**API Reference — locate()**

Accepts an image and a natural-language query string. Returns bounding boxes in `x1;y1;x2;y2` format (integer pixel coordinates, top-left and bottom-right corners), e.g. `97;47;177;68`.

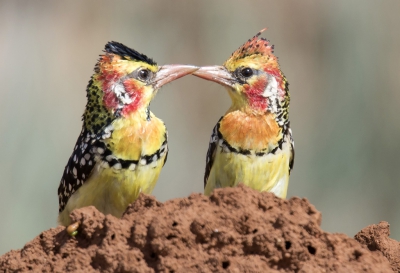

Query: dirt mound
355;221;400;272
0;185;395;272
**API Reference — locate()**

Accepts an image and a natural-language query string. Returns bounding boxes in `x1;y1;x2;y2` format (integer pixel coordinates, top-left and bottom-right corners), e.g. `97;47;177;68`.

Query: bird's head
193;29;289;114
83;41;197;132
94;41;197;116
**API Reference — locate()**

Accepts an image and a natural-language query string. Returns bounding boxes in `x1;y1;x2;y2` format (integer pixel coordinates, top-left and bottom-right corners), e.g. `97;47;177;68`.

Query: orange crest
225;28;279;71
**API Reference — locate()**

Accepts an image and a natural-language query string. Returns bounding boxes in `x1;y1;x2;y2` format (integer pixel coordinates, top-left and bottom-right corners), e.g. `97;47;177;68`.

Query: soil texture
0;185;396;272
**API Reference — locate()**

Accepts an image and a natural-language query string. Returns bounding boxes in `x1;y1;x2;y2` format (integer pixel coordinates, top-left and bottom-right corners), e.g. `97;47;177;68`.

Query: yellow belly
204;139;291;199
58;156;165;226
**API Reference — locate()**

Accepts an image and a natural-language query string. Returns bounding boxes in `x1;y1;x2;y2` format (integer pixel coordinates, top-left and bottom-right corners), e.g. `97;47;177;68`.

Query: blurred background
1;0;399;255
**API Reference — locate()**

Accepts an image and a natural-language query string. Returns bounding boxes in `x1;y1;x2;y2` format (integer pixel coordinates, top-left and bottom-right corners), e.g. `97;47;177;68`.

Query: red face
97;55;123;111
243;66;286;111
95;54;151;117
95;54;198;117
244;75;269;111
120;79;144;116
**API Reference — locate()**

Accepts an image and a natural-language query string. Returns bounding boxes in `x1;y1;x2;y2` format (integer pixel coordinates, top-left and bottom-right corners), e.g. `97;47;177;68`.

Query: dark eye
138;69;151;81
241;68;253;78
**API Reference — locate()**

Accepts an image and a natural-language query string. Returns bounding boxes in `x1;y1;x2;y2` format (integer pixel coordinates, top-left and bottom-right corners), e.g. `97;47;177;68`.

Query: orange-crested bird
58;41;198;229
193;29;294;198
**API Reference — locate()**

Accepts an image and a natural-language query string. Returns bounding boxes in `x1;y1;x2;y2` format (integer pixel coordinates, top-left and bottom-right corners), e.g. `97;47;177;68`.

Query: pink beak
192;66;235;88
152;64;199;89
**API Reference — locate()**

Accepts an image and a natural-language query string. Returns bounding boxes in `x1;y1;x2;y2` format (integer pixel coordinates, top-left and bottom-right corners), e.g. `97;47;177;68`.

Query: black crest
104;41;156;65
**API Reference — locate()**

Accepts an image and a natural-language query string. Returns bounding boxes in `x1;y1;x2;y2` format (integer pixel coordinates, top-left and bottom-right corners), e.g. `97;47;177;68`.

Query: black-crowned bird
58;41;198;231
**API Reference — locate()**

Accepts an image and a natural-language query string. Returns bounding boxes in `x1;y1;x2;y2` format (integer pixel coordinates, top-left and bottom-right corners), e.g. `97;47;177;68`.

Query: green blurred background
1;0;399;255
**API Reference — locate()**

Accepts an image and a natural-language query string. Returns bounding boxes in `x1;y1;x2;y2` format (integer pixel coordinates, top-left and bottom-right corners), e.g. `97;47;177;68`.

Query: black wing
162;131;168;167
288;126;295;173
57;128;100;212
204;118;222;188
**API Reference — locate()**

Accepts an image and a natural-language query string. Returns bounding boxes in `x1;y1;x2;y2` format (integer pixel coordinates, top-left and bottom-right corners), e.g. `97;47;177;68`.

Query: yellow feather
204;142;290;198
108;113;166;160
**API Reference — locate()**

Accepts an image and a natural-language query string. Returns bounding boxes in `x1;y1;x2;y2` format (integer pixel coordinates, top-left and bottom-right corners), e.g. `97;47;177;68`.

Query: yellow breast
107;113;166;160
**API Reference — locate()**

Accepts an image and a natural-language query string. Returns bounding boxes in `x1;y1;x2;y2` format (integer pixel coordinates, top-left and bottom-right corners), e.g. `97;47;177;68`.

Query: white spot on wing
102;132;111;139
104;125;114;133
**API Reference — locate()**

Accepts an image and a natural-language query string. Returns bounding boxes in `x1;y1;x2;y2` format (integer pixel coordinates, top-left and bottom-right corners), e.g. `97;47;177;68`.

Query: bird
192;29;294;198
57;41;198;230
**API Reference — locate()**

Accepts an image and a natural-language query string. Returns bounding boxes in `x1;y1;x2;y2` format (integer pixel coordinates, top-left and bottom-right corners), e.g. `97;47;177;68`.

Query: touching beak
152;64;199;89
192;66;235;88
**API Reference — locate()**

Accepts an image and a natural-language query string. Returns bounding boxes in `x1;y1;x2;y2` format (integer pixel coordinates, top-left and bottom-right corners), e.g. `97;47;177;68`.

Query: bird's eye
138;69;151;81
241;68;253;78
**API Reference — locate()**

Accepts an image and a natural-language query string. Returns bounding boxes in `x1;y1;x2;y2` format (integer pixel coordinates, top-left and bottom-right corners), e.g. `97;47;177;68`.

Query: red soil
0;185;397;272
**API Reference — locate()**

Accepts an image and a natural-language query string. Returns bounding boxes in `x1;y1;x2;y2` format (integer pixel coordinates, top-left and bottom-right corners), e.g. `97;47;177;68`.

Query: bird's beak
192;66;235;88
152;64;199;89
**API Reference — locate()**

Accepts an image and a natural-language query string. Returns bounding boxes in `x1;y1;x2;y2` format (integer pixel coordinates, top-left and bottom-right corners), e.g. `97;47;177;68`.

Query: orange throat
219;111;281;151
